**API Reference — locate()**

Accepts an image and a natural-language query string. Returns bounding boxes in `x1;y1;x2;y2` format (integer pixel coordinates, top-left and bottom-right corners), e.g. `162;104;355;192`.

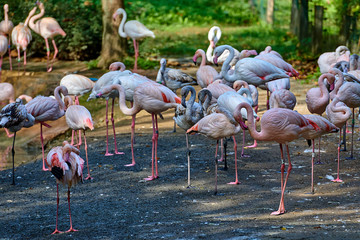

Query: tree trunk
312;5;323;54
299;0;309;47
290;0;300;36
266;0;275;25
339;14;352;45
98;0;127;69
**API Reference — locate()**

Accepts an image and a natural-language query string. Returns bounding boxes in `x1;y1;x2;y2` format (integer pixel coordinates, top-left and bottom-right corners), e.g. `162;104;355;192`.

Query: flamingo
46;141;84;234
0;82;15;137
192;49;219;88
60;74;94;105
318;46;350;73
302;114;339;193
109;61;126;71
213;45;289;86
173;86;203;187
0;4;14;70
269;89;297;110
206;26;221;64
96;82;181;181
11;6;37;71
255;53;299;77
113;8;155;72
0;34;7;74
259;46;283;59
262;77;291;109
0;98;35;185
29;1;66;72
236;102;318;215
156;58;197;132
205;79;236;104
64;97;94;180
326;97;352;183
25;86;68;171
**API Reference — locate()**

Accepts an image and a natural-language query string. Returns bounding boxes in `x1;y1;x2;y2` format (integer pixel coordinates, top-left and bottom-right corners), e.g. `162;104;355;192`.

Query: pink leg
145;114;159;181
75;130;82;148
133;39;138;72
104;100;113;156
311;139;315;193
84;131;93;180
241;129;250;157
186;133;192;187
8;37;12;70
75;96;80;105
228;136;240;185
17;47;20;72
125;113;136;166
23;50;27;72
40;123;49;171
154;114;159;178
218;139;224;162
66;187;78;232
332;130;343;183
44;38;51;72
71;130;75;145
48;39;58;72
271;144;292;215
214;140;219;195
4;128;14;138
111;98;124;155
51;184;63;234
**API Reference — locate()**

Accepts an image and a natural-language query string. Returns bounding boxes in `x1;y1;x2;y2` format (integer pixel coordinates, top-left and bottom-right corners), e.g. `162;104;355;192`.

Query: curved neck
29;5;44;32
206;43;214;63
235;102;263;140
54;86;67;111
237;88;253;106
216;45;235;81
195;49;206;66
198;89;212;113
111;84;140;115
4;7;8;24
117;9;127;38
184;87;197;121
331;70;344;98
233;80;249;91
318;73;332;98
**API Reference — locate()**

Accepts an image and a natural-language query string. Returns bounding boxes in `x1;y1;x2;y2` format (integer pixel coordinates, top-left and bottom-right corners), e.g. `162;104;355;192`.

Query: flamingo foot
245;143;257;149
85;175;93;180
270;210;286;216
104;152;114;156
47;67;53;72
241;154;250;158
51;229;63;234
144;175;158;181
42;167;49;172
332;178;343;183
124;163;136;167
218;157;224;162
114;151;125;155
6;133;14;138
66;227;78;233
227;181;240;185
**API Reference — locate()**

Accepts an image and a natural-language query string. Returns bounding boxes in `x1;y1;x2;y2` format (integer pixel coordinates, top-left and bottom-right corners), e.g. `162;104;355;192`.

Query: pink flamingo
193;49;219;88
109;61;126;71
318;46;350;73
0;4;14;70
255;53;299;77
205;79;235;104
64;97;94;180
259;46;283;59
113;8;155;72
187;107;248;194
29;1;66;72
269;89;297;110
326;97;351;183
0;98;35;185
236;102;318;215
46;141;84;234
214;45;289;86
302;114;338;193
0;82;15;137
11;6;37;71
60;74;94;105
0;34;7;74
206;26;221;64
25;86;68;171
97;82;181;181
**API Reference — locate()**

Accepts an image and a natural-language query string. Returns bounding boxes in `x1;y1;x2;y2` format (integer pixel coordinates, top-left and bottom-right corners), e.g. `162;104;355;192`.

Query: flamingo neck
318;74;330;99
112;84;140;115
185;87;197;122
197;50;206;67
54;87;66;111
206;42;214;63
219;45;236;81
237;103;263;141
117;9;127;38
4;8;8;24
29;5;44;32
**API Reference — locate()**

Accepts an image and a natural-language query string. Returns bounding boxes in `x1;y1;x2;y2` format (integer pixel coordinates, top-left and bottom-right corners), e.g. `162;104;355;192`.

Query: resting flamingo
236;102;318;215
255;53;299;77
64;97;94;180
26;86;68;171
0;4;14;70
318;46;350;73
97;82;181;181
60;74;94;105
0;98;35;185
259;46;283;59
29;1;66;72
46;141;84;234
269;89;297;110
113;8;155;72
193;49;218;88
109;61;126;71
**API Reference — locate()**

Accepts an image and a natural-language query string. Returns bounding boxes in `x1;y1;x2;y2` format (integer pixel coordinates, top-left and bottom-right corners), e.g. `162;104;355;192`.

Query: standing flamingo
46;141;84;234
11;6;37;71
113;8;155;72
193;49;219;88
0;4;14;70
174;86;203;187
29;1;66;72
236;102;318;215
97;82;181;181
65;97;94;180
302;114;338;193
60;74;94;105
326;97;351;183
213;45;289;86
26;86;68;171
0;98;35;185
0;34;7;75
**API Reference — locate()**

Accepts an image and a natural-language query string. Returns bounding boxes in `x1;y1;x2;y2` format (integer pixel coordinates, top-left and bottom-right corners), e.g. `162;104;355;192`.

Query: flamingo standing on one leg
0;98;35;185
113;8;155;72
236;102;318;215
29;1;66;72
46;141;84;234
25;86;68;171
64;97;94;180
97;82;181;181
0;4;14;70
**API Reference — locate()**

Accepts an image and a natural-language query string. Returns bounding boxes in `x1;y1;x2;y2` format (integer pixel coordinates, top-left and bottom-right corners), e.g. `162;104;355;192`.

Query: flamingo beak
213;56;218;67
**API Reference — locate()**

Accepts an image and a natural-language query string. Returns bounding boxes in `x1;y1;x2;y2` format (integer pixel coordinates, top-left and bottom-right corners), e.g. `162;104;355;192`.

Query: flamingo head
86;118;94;130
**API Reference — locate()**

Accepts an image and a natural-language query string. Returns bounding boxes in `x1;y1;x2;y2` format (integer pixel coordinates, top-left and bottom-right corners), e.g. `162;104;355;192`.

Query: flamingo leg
214;140;219;195
40;123;49;171
241;129;250;157
271;144;292;215
75;96;79;105
228;135;240;185
133;39;138;72
172;109;177;132
145;113;158;181
154;114;159;178
17;47;20;72
341;124;347;151
84;131;93;180
315;137;323;164
311;139;315;194
23;50;26;72
346;108;355;160
47;39;58;72
44;38;51;72
111;98;124;155
66;187;78;232
218;139;224;162
186;133;192;188
76;130;82;148
125;110;136;167
51;184;63;234
104;99;113;156
8;37;12;70
11;132;16;185
4;128;14;138
332;130;343;183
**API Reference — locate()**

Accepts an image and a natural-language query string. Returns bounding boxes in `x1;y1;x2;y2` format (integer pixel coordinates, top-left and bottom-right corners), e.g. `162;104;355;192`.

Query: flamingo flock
1;16;360;236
